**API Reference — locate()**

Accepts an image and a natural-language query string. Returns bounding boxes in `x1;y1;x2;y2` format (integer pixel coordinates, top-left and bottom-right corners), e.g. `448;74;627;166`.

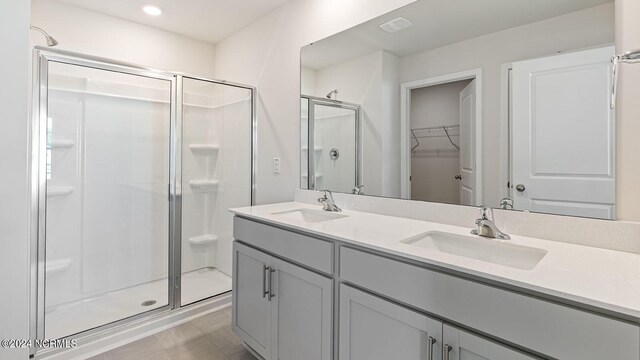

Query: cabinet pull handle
268;268;276;301
427;336;436;360
443;344;452;360
262;265;270;298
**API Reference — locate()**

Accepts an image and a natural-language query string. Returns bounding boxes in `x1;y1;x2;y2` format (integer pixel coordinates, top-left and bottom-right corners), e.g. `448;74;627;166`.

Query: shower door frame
302;95;362;191
30;47;257;358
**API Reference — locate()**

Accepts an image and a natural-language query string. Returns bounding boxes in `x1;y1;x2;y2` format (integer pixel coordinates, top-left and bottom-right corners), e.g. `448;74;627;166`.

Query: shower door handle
262;265;270;298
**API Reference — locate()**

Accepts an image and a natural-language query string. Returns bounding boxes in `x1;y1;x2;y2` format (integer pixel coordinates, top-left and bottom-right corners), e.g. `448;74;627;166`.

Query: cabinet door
233;242;272;358
442;324;539;360
270;257;333;360
339;284;443;360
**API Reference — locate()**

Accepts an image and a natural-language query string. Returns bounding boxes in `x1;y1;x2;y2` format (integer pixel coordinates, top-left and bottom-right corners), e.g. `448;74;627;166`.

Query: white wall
410;80;471;204
31;0;216;77
380;51;401;197
301;67;317;96
0;0;31;359
213;0;416;204
616;0;640;221
399;3;614;207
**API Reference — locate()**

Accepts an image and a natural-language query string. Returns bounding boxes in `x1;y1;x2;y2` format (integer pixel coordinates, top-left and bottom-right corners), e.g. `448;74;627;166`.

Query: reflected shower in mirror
300;0;616;219
301;96;362;194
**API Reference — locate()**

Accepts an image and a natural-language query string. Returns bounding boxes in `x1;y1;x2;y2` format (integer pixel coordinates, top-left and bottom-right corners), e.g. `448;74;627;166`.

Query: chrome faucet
352;185;365;195
471;206;510;240
499;197;513;210
318;190;341;212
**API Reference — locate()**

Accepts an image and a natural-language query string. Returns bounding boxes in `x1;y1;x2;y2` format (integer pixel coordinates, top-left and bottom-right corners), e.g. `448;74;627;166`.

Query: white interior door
459;80;477;206
511;46;615;219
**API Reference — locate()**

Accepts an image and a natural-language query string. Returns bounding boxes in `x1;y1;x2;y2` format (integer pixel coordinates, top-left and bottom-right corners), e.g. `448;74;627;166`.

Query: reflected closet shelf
189;144;219;155
189;180;219;193
188;234;219;246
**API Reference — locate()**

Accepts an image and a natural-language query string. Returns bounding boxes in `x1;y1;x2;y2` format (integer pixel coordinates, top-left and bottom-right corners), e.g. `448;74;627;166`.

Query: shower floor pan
45;267;232;339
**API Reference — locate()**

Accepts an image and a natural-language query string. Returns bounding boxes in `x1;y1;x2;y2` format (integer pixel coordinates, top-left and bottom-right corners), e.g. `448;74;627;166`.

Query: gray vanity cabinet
442;325;538;360
233;242;272;359
269;257;333;360
233;217;640;360
339;284;537;360
232;241;333;360
339;284;444;360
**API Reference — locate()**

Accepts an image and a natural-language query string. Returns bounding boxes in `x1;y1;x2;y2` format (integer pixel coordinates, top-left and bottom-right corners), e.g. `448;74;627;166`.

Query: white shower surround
43;66;251;339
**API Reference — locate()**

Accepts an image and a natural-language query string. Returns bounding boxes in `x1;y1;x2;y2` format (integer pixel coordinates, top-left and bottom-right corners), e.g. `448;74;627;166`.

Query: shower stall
30;48;255;348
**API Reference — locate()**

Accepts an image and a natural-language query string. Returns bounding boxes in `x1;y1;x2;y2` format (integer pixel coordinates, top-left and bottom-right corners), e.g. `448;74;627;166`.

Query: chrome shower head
619;49;640;63
30;26;59;47
326;89;338;99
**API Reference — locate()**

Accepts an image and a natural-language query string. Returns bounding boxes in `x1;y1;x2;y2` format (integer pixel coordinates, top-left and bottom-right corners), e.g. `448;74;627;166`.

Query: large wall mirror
300;0;616;220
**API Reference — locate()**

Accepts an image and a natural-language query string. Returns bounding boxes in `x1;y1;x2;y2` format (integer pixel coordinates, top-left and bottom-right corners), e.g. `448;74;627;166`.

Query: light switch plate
273;157;281;174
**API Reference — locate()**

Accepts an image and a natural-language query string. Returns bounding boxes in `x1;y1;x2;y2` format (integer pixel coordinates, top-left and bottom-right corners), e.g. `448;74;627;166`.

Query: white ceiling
302;0;613;70
56;0;290;44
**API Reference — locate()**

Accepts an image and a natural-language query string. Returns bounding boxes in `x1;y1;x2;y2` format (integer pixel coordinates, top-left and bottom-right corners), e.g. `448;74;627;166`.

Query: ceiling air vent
379;17;413;33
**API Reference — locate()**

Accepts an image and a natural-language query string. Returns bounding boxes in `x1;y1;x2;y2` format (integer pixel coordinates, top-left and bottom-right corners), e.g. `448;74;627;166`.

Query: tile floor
88;307;256;360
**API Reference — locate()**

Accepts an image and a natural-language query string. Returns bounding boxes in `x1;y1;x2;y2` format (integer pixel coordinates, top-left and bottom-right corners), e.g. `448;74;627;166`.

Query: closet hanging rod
413;134;460;139
411;124;460;132
411;125;460;151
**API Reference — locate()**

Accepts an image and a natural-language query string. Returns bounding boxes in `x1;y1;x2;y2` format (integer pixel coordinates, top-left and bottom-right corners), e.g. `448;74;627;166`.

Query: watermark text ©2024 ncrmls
1;338;78;349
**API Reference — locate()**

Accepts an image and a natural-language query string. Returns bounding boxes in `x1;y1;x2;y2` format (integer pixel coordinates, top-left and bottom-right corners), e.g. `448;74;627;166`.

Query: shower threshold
45;267;231;339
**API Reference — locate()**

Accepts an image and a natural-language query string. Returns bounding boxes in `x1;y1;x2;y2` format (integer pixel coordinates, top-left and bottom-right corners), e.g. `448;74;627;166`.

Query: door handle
427;336;436;360
268;268;276;301
515;184;526;192
262;265;270;298
443;344;452;360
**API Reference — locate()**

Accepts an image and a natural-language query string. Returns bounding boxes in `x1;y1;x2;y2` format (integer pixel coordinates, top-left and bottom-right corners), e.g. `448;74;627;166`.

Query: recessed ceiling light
379;17;413;33
143;5;162;16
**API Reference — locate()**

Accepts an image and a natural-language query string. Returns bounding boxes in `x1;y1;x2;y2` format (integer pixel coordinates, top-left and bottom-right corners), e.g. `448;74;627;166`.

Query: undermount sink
271;208;348;223
401;231;547;270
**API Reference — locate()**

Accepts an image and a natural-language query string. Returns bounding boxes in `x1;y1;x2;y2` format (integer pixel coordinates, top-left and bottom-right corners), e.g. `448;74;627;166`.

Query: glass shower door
180;77;253;306
41;60;174;339
307;99;360;193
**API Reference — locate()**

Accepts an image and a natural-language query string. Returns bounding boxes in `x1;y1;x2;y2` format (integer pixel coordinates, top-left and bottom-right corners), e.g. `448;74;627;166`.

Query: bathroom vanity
230;201;640;360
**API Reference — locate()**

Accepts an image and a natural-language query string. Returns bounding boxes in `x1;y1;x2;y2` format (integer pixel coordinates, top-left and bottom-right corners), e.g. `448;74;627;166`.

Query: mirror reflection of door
511;46;615;219
409;79;476;205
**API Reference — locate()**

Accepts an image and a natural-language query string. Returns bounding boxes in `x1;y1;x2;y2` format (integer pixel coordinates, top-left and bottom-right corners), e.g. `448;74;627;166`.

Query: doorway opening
400;69;482;206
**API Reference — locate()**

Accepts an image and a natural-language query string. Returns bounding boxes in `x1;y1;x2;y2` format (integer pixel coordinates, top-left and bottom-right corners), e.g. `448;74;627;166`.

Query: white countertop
231;202;640;320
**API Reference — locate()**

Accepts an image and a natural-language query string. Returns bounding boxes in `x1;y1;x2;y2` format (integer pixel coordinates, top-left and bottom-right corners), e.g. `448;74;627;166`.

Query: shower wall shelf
189;180;219;193
189;144;219;155
47;186;74;197
51;140;75;149
46;258;72;276
301;173;323;179
188;234;219;246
